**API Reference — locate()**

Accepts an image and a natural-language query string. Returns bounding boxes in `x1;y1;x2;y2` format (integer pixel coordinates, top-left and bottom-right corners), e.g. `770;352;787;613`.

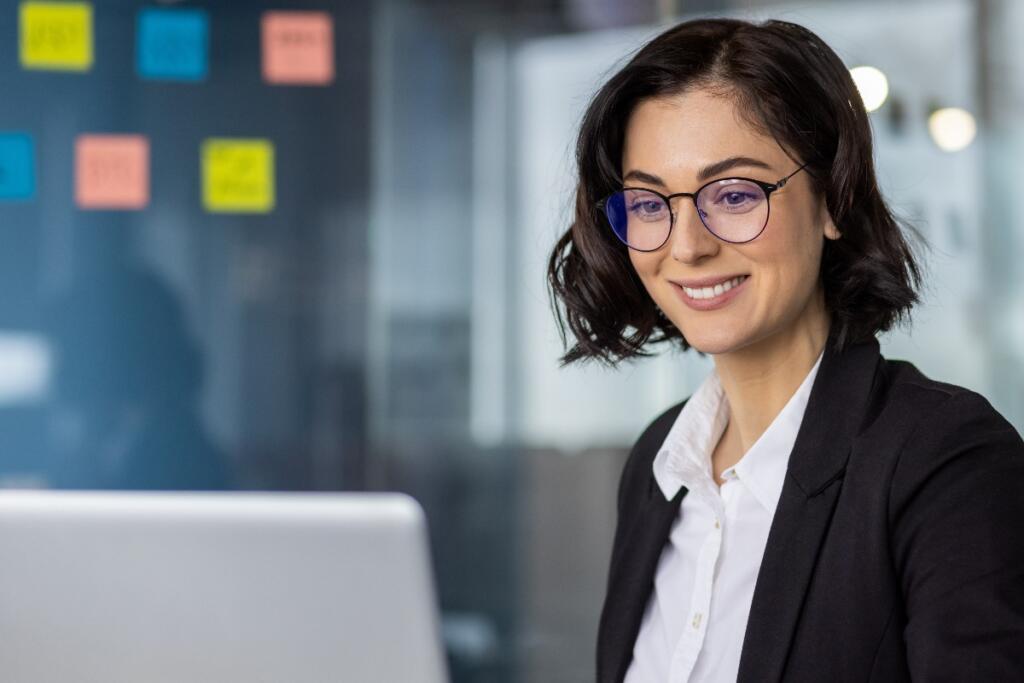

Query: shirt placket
668;472;726;682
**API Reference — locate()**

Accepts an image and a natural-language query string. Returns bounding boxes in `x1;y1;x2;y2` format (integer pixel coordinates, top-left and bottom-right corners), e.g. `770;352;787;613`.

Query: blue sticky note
0;133;36;201
137;8;209;82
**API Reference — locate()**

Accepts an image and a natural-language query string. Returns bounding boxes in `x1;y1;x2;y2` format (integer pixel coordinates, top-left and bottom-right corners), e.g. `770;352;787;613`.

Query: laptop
0;490;450;683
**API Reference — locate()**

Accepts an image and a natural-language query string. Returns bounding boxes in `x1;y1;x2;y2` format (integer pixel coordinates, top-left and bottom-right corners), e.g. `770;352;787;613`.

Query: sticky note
202;139;275;213
0;134;36;201
137;8;209;82
20;2;93;72
75;134;150;210
261;11;334;85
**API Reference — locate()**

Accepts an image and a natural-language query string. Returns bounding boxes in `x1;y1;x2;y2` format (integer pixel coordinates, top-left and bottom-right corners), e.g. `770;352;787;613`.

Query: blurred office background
0;0;1021;680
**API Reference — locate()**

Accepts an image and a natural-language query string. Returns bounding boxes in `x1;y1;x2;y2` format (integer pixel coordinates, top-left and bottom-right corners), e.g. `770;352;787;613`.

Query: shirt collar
652;369;729;501
652;348;825;516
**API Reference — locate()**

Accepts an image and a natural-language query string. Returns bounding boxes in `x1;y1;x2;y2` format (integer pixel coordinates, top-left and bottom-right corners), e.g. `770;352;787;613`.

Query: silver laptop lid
0;491;449;683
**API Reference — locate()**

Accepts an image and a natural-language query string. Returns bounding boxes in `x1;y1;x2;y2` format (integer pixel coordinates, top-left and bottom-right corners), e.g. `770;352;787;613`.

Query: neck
712;288;830;454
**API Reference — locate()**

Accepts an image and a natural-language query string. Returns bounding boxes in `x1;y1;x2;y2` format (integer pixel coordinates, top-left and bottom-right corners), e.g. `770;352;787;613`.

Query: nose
668;198;719;264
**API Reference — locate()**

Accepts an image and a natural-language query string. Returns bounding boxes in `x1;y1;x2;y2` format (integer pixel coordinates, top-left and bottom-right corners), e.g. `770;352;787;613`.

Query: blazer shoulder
875;357;1024;491
882;356;985;401
879;357;1017;433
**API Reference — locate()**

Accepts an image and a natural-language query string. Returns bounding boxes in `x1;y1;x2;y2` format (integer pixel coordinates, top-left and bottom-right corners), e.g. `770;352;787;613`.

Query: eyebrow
622;155;776;187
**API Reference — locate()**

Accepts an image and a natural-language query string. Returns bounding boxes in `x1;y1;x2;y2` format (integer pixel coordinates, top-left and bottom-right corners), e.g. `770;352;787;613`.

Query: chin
679;325;751;356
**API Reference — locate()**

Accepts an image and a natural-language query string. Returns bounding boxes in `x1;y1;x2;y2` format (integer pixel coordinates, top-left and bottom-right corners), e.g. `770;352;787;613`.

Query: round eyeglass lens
695;178;769;243
603;189;671;251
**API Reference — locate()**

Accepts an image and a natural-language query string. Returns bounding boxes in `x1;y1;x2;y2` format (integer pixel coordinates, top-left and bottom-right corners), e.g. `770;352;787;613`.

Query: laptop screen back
0;491;449;683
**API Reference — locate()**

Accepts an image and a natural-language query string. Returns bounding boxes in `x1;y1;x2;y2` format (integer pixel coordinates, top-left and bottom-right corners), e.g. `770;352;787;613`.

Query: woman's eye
715;190;759;210
725;192;752;204
629;200;664;215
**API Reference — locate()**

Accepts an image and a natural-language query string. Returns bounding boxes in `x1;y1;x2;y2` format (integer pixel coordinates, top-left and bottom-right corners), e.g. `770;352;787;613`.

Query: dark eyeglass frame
596;162;810;251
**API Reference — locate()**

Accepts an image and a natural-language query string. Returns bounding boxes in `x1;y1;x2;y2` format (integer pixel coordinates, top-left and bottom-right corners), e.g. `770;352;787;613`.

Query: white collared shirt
623;349;824;683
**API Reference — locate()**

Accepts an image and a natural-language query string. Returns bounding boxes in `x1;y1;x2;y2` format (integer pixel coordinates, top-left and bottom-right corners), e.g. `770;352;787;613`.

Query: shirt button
714;518;720;529
692;612;703;629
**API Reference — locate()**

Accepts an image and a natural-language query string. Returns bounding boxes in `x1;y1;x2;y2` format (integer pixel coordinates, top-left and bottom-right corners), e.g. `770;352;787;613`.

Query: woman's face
621;88;840;356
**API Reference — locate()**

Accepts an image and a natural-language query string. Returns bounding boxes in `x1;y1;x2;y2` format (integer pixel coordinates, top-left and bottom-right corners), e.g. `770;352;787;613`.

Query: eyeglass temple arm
775;161;810;189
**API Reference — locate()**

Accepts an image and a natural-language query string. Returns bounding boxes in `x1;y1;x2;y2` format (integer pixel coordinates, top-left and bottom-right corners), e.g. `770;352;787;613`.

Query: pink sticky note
75;135;150;210
261;11;334;85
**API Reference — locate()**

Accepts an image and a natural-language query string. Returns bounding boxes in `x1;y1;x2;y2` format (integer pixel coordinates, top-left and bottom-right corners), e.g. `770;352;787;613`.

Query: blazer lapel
597;484;686;683
736;330;883;683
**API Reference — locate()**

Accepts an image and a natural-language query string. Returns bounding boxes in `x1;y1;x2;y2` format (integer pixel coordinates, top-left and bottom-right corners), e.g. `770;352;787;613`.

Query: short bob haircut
548;17;924;366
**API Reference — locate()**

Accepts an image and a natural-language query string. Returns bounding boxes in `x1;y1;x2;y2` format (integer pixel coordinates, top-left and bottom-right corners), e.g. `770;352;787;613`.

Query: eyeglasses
596;162;808;251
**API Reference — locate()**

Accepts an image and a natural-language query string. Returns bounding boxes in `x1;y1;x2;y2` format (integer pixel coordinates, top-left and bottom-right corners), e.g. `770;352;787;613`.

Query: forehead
621;89;787;181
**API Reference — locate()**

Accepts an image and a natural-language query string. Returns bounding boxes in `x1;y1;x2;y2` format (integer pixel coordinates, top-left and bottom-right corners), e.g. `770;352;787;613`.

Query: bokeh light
850;65;889;112
928;107;977;151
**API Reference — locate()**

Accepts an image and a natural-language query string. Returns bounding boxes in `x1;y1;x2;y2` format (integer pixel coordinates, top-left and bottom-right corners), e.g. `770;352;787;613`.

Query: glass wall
2;0;1021;681
1;0;372;492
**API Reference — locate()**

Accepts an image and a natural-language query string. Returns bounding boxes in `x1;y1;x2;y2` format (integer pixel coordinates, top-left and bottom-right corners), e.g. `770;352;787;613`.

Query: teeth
682;275;747;300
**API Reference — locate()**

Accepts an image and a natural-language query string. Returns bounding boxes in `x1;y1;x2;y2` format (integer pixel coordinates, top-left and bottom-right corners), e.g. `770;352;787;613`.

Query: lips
671;274;750;311
679;274;748;299
671;273;750;289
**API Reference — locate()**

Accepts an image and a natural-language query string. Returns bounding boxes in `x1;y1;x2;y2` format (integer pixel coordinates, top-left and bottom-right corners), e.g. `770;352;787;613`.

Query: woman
547;17;1024;683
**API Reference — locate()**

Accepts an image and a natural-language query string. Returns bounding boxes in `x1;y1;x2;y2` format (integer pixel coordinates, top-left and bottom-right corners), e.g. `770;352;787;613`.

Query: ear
819;199;842;240
823;215;841;240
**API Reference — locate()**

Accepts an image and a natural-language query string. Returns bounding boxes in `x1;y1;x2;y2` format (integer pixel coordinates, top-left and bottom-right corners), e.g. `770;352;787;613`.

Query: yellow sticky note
202;139;275;213
20;2;94;72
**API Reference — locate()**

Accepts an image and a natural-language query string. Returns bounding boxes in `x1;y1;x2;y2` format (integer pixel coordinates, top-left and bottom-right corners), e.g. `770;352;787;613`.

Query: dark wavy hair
547;17;925;366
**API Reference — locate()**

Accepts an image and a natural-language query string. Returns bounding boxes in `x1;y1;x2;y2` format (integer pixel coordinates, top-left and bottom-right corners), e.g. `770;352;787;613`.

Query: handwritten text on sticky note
0;133;36;201
202;139;275;213
20;2;93;72
75;135;150;210
261;11;334;85
137;8;209;81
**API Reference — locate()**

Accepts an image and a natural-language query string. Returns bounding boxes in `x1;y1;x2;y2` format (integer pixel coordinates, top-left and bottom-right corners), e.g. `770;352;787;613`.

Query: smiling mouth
679;275;749;300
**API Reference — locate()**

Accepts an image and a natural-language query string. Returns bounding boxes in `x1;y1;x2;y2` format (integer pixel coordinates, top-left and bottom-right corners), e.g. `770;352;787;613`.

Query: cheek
629;251;658;282
788;214;827;286
628;251;670;307
750;213;823;299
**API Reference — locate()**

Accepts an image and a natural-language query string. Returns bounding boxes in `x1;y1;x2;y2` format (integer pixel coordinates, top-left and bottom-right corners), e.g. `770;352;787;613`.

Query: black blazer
597;330;1024;683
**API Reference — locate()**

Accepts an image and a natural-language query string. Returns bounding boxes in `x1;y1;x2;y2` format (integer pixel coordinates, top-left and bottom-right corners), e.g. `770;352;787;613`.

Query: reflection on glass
44;264;230;490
